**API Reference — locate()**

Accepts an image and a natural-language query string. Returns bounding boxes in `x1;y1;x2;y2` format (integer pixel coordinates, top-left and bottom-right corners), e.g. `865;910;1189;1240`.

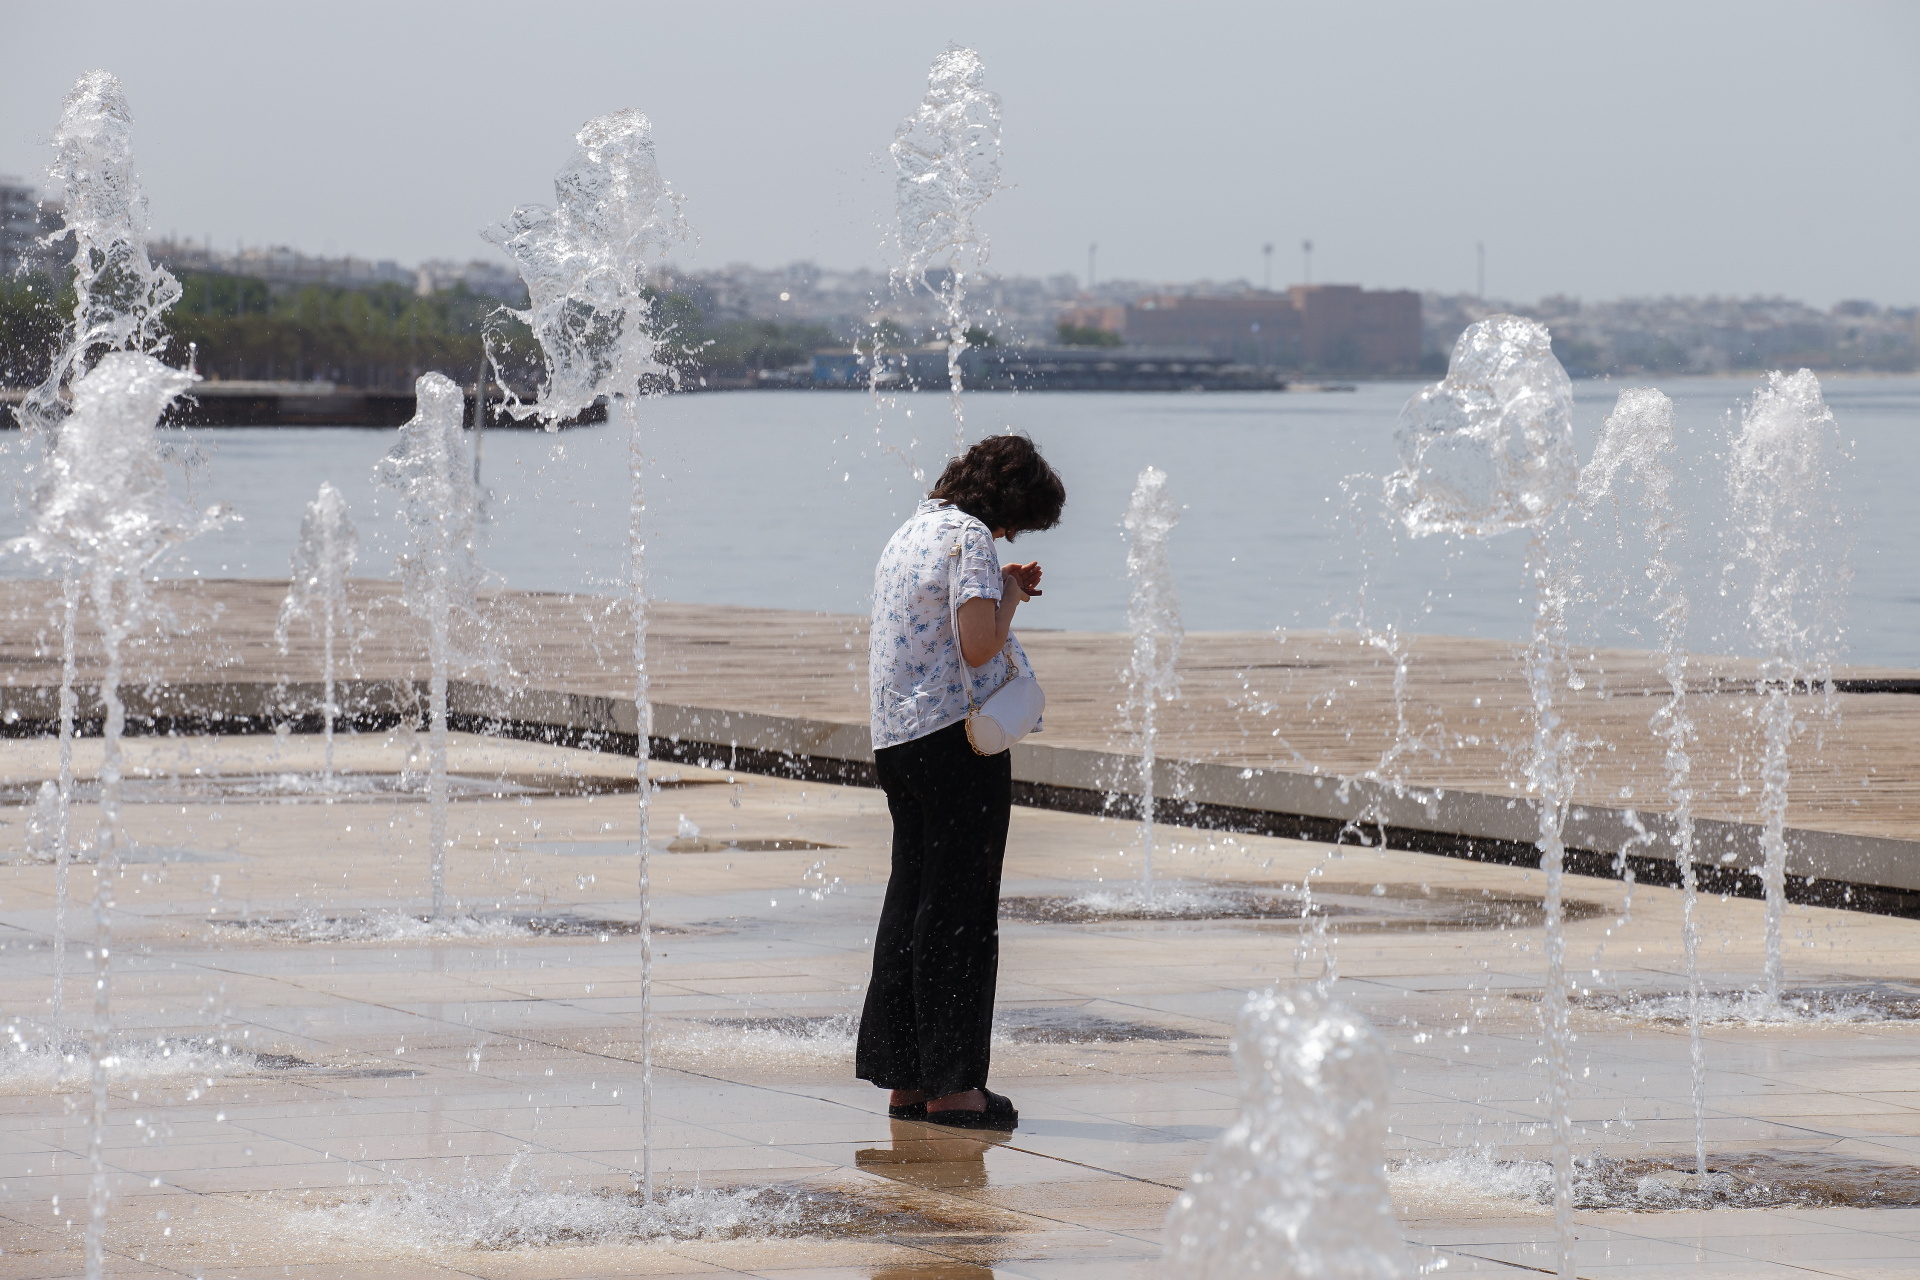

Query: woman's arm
956;571;1031;667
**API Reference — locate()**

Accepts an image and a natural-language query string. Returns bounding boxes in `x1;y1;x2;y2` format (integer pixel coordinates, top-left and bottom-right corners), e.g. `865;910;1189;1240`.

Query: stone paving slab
1;733;1920;1275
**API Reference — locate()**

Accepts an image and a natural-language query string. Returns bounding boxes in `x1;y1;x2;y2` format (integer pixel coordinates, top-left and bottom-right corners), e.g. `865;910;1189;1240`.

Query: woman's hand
958;562;1046;666
958;562;1044;666
1003;561;1043;599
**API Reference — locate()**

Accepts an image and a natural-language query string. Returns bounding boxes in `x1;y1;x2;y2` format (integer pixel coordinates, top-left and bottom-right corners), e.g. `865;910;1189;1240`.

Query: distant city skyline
4;2;1916;308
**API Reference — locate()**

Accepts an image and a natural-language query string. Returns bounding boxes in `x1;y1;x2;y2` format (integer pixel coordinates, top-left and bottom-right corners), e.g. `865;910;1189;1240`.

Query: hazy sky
5;1;1916;306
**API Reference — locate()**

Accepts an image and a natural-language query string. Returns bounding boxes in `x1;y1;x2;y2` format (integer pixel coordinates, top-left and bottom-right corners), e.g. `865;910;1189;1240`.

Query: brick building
1061;284;1421;373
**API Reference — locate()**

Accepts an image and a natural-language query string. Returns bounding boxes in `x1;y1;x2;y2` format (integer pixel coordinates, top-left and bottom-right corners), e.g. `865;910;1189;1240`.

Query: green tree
0;276;65;390
859;318;910;354
3;269;856;397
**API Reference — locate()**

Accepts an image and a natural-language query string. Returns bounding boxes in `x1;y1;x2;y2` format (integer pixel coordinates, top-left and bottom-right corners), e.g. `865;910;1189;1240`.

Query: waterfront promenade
1;578;1915;901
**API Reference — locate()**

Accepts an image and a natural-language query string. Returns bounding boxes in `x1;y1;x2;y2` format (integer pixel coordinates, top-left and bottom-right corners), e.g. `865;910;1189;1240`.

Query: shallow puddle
999;885;1307;923
1394;1149;1920;1212
212;910;687;943
992;1005;1210;1043
286;1168;1018;1251
0;1035;422;1091
1001;879;1605;929
700;1014;852;1036
6;842;239;865
0;770;654;806
1574;983;1920;1025
663;836;840;852
1579;1151;1920;1210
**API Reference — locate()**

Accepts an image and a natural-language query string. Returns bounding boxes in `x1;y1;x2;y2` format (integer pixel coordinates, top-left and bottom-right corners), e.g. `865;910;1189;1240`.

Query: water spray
1581;386;1707;1175
1163;987;1415;1279
485;107;688;1204
1726;370;1848;1003
890;46;1002;454
20;71;181;440
10;74;222;1280
13;352;231;1280
276;481;360;784
376;376;479;921
1389;313;1580;1278
24;70;186;1058
1123;466;1181;899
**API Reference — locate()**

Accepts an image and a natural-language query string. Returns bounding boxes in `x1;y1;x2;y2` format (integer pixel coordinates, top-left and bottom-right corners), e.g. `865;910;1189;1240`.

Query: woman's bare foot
889;1089;925;1107
926;1088;986;1114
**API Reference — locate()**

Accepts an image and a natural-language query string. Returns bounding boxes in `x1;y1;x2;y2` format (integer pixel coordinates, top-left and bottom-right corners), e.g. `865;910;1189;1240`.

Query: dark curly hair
928;434;1066;540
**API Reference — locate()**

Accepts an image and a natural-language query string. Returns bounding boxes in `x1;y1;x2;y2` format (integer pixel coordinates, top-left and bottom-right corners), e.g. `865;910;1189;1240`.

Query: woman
856;434;1066;1130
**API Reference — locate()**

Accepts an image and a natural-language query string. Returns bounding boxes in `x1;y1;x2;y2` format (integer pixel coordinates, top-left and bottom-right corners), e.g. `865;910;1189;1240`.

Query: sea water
0;379;1908;666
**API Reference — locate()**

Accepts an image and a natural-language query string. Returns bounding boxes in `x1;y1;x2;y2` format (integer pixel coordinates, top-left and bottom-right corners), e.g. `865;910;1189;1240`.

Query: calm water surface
2;376;1912;667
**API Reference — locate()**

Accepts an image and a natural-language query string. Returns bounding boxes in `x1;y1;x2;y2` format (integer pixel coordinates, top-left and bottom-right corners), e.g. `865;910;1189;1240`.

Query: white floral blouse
868;499;1037;750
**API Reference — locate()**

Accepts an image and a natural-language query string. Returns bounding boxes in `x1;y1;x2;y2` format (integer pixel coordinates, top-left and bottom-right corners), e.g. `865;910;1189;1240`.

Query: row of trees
168;275;497;387
0;271;844;392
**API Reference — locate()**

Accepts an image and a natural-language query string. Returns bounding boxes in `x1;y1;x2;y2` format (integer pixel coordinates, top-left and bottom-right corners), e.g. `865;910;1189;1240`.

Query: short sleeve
953;520;1002;606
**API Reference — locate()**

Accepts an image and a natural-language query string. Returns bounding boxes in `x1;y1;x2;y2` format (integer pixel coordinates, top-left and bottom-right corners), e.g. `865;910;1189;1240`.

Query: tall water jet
276;482;361;784
20;71;182;437
485;108;687;1202
1163;986;1414;1279
51;571;79;1038
1726;370;1848;1002
22;71;183;1051
376;377;478;920
1581;387;1706;1175
12;352;229;1280
890;46;1002;452
1388;314;1579;1276
1123;466;1181;899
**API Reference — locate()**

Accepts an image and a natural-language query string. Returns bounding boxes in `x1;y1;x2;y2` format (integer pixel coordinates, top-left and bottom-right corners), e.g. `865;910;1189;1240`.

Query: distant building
804;341;1293;392
149;238;415;292
1056;304;1126;338
414;258;528;302
1061;285;1422;373
810;349;863;386
1424;292;1920;375
1094;295;1299;364
902;343;955;387
660;261;1087;348
0;176;49;279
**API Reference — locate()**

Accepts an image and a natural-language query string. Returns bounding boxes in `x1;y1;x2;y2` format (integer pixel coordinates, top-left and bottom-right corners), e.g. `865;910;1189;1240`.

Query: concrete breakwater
3;578;1916;910
0;384;606;428
2;357;1355;422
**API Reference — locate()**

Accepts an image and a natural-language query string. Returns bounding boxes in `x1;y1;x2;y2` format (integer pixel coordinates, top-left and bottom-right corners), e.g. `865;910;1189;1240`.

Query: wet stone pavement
7;733;1920;1277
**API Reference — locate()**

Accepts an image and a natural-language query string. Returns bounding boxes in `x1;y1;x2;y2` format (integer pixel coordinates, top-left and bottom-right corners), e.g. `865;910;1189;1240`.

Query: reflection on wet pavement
856;1118;1013;1192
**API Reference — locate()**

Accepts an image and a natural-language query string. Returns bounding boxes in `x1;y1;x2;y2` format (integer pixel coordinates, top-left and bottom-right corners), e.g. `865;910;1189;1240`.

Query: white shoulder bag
948;540;1046;756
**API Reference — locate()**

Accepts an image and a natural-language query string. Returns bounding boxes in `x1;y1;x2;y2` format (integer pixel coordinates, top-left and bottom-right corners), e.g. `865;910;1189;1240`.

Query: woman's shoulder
880;505;950;567
891;500;985;545
920;500;992;542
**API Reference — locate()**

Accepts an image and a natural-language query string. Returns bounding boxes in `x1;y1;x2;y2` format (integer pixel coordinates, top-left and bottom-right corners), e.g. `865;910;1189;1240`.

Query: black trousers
855;718;1012;1098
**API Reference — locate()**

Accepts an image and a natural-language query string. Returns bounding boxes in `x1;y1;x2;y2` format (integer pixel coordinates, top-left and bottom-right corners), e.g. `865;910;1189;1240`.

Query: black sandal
888;1100;928;1119
923;1089;1017;1130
